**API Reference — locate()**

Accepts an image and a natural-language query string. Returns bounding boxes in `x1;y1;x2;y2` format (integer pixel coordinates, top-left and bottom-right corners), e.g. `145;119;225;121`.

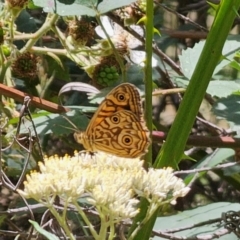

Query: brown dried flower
6;0;28;8
12;52;39;85
68;19;95;46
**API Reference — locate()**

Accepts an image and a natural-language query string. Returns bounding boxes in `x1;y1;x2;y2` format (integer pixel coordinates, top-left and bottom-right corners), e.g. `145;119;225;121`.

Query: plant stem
48;203;75;240
74;200;100;239
95;15;126;82
144;0;154;164
130;1;154;239
155;0;240;169
20;13;59;53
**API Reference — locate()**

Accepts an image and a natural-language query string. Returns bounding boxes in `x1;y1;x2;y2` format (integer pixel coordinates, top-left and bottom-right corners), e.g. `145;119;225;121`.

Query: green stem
47;202;75;240
130;1;154;239
74;200;100;239
155;0;240;169
95;15;126;82
144;0;154;164
51;24;90;66
20;13;59;53
97;208;109;240
0;61;11;83
39;72;55;99
108;216;115;240
129;200;169;240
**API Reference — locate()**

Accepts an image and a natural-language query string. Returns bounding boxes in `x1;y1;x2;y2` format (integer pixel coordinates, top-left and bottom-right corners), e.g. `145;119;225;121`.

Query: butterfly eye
123;136;132;145
111;116;119;123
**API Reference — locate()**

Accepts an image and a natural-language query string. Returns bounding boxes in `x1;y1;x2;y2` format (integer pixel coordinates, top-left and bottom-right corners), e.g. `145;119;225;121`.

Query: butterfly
74;83;150;158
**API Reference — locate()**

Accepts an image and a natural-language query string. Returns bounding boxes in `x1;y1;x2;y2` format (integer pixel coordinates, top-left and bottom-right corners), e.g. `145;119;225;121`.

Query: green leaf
229;59;240;71
57;0;75;4
128;198;154;239
13;109;93;137
46;52;64;70
29;108;91;136
76;0;98;6
179;36;240;80
29;220;60;240
15;10;37;49
33;0;96;16
28;0;41;9
207;80;240;97
213;95;240;128
197;148;234;168
45;55;70;81
153;202;240;239
97;0;137;14
174;78;240;98
184;148;235;185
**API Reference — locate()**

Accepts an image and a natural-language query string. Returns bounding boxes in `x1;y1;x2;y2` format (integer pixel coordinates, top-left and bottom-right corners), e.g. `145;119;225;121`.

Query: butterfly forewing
88;83;144;129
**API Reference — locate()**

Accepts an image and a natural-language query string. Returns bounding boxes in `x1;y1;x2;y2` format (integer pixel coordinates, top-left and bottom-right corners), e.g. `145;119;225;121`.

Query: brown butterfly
74;83;150;158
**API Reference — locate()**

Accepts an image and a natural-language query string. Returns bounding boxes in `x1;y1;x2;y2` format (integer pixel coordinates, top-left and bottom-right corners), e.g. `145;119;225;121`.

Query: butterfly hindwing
91;110;150;158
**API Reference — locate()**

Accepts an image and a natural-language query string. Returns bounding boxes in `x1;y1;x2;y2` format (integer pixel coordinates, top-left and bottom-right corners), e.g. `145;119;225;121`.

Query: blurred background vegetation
1;0;240;239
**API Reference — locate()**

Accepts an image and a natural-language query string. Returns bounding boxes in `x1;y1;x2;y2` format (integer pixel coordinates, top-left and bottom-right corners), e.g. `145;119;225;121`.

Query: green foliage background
1;0;240;239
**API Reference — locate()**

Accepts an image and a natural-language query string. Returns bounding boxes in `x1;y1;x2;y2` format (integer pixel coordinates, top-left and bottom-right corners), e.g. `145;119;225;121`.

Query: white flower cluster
18;152;190;221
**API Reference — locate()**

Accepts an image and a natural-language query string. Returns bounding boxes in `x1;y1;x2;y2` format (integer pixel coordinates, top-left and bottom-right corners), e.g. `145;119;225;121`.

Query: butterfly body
74;83;150;158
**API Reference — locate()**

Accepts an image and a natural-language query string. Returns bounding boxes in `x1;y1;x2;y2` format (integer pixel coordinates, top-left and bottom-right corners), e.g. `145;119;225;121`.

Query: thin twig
159;3;209;32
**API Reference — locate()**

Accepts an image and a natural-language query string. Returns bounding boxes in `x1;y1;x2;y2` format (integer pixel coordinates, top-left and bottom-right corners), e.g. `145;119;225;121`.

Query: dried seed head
68;19;95;46
6;0;28;8
12;52;39;86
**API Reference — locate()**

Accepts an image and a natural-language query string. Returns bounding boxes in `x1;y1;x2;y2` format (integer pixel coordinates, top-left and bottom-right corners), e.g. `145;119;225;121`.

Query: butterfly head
74;131;93;151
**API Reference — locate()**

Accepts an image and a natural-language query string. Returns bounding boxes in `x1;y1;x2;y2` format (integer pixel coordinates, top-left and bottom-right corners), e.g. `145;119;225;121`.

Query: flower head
18;152;189;221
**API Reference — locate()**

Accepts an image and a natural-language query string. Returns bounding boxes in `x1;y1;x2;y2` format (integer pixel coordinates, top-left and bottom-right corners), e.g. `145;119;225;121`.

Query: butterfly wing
74;83;150;157
86;83;144;130
90;110;150;158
